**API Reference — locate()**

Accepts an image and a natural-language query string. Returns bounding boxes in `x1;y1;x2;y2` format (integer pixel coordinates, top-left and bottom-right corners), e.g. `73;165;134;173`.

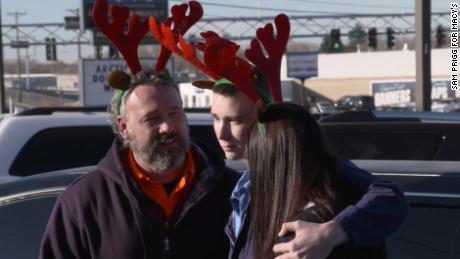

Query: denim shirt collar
229;171;251;237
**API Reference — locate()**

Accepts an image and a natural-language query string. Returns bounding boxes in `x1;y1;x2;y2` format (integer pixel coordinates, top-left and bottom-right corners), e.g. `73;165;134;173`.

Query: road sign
348;29;366;39
286;52;318;79
81;0;168;31
64;16;80;30
10;41;30;49
79;58;174;106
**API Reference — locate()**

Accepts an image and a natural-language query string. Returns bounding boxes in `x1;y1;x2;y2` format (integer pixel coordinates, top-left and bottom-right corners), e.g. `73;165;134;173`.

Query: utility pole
7;11;26;103
0;2;5;113
415;0;431;111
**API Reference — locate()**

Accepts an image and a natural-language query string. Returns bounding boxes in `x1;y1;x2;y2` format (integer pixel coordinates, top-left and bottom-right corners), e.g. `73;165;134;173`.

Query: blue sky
0;0;453;62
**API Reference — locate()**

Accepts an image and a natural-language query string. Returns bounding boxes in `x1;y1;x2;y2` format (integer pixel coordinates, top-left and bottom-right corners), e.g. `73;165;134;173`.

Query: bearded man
39;70;240;259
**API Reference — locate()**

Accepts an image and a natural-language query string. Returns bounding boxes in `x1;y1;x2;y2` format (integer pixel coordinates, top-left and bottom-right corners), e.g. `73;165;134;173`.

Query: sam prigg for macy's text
451;3;458;90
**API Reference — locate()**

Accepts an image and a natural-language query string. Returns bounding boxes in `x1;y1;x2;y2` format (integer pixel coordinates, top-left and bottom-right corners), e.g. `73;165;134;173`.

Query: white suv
0;107;220;178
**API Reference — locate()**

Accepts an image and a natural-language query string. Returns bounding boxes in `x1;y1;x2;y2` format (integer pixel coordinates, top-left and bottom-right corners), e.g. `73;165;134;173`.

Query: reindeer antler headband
149;6;290;135
92;0;203;114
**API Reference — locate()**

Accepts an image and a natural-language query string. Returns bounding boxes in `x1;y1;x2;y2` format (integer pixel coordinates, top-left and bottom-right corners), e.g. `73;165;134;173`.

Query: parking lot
1;109;460;258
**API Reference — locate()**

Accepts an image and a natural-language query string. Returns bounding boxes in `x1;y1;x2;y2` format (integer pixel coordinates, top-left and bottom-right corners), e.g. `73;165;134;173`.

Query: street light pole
415;0;431;111
7;11;26;103
0;1;5;113
66;9;81;60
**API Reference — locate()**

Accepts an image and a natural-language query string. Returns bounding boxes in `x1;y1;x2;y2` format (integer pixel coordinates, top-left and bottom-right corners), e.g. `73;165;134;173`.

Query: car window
325;132;442;160
362;96;373;102
387;204;460;259
10;124;223;177
0;194;58;259
10;126;115;176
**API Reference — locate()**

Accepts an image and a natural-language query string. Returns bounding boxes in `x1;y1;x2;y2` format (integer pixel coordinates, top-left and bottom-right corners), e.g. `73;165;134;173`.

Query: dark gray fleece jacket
39;139;240;259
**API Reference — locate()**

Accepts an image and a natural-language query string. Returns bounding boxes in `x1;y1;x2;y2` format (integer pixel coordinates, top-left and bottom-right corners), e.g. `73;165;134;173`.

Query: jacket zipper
163;237;170;259
233;210;251;259
173;182;213;229
163;221;170;259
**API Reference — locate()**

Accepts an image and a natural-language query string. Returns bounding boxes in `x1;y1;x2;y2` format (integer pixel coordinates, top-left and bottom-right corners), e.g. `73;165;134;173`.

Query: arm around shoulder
336;161;408;245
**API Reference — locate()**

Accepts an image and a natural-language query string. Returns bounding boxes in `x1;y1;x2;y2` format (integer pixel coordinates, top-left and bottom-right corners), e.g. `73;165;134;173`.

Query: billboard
79;58;174;106
286;51;318;79
92;30;158;45
371;80;459;107
81;0;168;43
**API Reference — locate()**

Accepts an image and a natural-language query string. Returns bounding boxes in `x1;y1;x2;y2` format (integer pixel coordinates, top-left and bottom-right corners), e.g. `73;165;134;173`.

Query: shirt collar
230;171;251;213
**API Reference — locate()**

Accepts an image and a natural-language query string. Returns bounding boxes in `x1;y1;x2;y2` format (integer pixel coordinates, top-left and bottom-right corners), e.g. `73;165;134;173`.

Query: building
281;48;454;107
179;82;212;108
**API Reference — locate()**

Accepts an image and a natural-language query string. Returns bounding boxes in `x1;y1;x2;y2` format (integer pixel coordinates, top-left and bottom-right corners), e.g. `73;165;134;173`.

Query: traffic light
436;25;446;47
330;29;343;52
386;27;395;49
45;38;57;61
95;45;102;59
109;45;119;58
368;28;377;49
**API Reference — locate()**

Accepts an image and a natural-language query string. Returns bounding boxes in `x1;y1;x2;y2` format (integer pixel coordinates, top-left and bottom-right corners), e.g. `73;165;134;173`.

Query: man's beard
127;130;190;174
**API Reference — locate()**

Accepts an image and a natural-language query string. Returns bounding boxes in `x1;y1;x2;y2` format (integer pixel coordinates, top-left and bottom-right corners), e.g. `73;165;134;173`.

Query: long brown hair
248;103;346;259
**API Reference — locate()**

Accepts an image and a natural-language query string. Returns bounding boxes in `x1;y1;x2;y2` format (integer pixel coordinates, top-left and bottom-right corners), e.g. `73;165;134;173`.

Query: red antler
155;1;203;70
149;12;219;79
197;32;260;103
151;16;260;103
245;14;290;102
93;0;148;73
150;1;289;105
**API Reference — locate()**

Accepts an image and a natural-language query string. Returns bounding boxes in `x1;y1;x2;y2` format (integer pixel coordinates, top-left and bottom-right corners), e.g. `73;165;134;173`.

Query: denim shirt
229;171;251;237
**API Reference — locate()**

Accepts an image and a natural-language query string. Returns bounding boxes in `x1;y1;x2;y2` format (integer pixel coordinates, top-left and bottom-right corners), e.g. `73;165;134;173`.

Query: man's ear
117;116;128;140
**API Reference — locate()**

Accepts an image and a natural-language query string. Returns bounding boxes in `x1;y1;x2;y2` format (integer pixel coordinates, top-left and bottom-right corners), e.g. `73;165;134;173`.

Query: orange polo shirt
127;149;196;218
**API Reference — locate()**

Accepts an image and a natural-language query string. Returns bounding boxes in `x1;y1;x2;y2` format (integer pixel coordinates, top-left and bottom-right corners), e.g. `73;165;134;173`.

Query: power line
169;0;356;15
204;13;234;18
284;0;415;10
169;0;315;13
173;0;445;14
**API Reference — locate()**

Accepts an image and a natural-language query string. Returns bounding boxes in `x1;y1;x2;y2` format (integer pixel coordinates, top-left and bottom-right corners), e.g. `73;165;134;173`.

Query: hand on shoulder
272;220;349;259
